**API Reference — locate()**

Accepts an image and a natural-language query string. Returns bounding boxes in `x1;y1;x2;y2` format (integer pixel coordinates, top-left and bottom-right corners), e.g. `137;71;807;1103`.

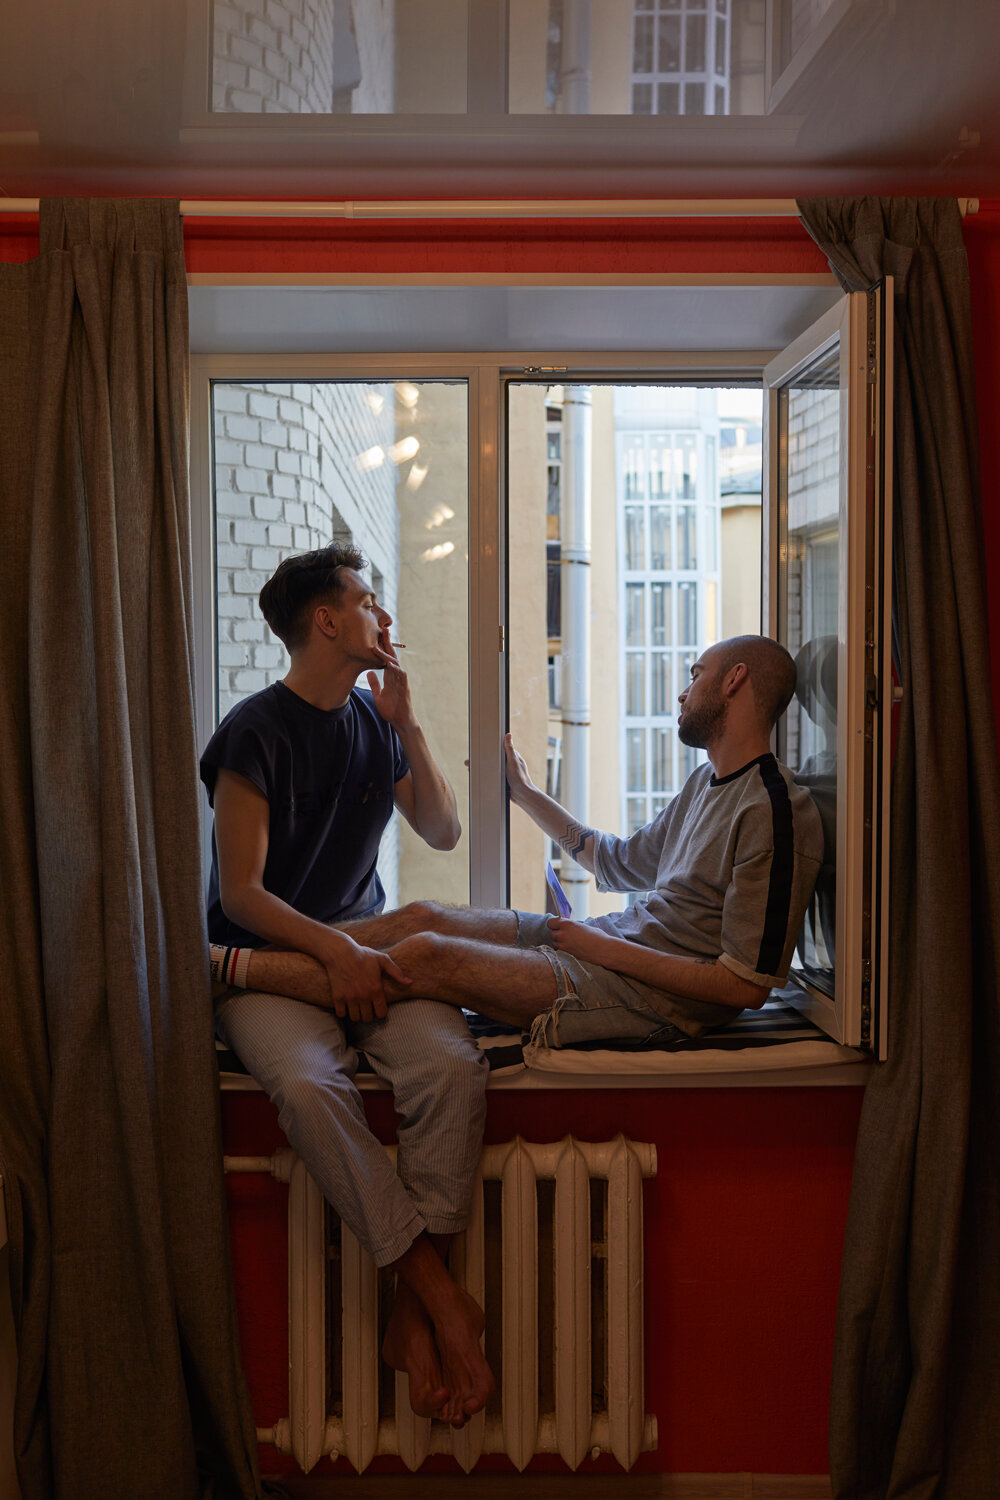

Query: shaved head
704;635;797;729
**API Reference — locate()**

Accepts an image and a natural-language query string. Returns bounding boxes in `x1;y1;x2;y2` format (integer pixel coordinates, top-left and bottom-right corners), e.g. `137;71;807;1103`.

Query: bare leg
339;900;518;950
384;1232;493;1425
238;930;557;1027
383;932;557;1029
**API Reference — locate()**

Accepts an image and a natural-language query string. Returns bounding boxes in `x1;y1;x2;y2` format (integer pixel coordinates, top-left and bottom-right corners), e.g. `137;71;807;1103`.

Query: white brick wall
212;377;401;901
783;384;841;771
786;386;839;531
213;380;397;723
212;0;335;113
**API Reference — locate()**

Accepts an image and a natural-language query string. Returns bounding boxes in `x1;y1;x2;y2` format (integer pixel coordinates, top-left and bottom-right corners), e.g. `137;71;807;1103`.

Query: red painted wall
222;1083;864;1480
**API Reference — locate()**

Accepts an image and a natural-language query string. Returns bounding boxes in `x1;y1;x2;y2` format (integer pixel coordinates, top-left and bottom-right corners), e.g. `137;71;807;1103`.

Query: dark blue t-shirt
200;681;409;947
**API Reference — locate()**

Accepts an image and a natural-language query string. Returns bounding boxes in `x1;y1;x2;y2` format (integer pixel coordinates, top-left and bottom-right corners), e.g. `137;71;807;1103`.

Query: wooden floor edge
265;1472;833;1499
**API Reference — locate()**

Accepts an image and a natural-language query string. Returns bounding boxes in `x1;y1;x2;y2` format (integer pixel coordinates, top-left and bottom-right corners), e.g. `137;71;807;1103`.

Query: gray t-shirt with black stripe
589;753;824;1031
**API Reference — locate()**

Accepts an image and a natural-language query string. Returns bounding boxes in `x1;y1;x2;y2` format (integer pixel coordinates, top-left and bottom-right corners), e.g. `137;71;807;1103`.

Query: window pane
624;437;645;499
650;505;671;569
625;507;646;569
651;652;673;715
651;582;672;646
677;504;698;568
547;464;560;515
648;436;668;498
211;0;470;115
626;652;646;716
507;383;761;916
658;15;681;71
684;82;706;114
634;14;655;72
657;82;680;114
626;582;646;645
679;433;697;497
211;377;470;906
678;581;698;643
627;728;647;792
651;728;672;791
685;15;707;71
715;17;727;71
777;343;841;996
632;81;653;113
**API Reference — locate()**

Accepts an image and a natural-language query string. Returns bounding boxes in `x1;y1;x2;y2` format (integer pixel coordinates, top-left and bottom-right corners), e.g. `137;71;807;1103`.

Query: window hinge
499;624;505;652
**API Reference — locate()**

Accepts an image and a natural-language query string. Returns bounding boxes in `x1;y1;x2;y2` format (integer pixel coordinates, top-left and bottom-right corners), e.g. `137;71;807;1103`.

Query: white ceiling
1;0;997;200
188;281;843;356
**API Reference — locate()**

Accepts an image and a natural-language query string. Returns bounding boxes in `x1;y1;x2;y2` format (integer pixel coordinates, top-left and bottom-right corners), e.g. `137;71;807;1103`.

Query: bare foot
391;1235;495;1424
382;1282;449;1419
430;1282;494;1422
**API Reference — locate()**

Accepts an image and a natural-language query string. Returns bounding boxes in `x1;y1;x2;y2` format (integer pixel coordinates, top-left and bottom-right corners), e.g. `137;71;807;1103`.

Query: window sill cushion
218;1000;870;1092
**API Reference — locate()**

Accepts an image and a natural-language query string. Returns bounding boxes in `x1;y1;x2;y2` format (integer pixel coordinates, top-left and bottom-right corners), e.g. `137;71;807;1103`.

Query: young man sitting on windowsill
203;544;493;1430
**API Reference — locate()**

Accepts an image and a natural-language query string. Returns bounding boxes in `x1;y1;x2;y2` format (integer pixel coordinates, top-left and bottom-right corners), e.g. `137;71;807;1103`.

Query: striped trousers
216;991;488;1266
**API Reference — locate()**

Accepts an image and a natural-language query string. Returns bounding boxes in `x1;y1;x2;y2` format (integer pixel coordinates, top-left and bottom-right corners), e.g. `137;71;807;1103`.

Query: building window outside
631;0;731;117
616;390;729;840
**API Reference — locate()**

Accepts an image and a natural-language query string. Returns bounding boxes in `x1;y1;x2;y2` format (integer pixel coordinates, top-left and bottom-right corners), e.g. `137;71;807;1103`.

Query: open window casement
763;285;893;1058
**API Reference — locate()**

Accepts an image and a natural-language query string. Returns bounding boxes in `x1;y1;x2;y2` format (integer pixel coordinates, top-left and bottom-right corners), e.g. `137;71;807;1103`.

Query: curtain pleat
0;199;266;1498
796;197;1000;1499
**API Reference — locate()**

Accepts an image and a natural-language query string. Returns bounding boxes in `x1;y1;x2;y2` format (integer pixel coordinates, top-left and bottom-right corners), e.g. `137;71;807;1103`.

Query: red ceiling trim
181;212;828;276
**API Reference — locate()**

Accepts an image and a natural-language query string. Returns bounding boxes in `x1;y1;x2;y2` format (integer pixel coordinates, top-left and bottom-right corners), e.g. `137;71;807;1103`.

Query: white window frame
762;288;893;1057
190;351;765;910
190;337;883;1083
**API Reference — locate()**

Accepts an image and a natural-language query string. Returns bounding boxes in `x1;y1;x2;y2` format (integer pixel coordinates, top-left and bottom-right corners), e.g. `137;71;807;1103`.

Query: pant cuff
368;1213;427;1269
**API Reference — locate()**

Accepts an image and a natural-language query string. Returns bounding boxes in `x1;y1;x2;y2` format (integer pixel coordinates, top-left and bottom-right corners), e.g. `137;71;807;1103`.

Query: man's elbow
740;979;772;1010
427;817;461;852
219;883;256;930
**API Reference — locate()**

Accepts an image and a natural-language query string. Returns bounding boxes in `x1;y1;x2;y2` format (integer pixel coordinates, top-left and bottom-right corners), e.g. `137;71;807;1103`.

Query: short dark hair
258;543;366;652
710;635;797;729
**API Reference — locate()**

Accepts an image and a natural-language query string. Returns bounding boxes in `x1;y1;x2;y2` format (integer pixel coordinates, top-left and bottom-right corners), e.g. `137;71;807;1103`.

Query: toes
410;1383;449;1419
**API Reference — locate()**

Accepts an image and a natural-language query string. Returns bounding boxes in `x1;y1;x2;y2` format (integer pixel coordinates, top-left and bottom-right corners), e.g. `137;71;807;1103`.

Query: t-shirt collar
709;751;776;787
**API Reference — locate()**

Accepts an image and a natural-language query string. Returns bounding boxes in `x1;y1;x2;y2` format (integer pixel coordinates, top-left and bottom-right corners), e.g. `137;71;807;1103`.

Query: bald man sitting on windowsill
212;634;824;1061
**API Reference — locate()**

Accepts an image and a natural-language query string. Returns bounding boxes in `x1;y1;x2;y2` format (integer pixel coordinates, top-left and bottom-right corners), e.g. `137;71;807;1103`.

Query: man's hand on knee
315;929;413;1022
381;932;448;1003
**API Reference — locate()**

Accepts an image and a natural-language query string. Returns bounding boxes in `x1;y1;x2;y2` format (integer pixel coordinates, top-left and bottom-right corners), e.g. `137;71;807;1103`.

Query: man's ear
314;603;338;640
725;661;749;698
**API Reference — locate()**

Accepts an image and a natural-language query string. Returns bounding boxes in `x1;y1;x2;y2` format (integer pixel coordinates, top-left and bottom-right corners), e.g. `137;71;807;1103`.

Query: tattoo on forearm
558;820;594;862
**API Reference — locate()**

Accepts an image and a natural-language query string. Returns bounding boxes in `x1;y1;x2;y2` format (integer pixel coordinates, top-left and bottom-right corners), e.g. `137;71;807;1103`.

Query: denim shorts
513;909;690;1050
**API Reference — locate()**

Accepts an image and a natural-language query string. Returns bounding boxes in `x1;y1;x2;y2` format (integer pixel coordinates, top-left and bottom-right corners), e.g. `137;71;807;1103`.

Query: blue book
545;860;573;918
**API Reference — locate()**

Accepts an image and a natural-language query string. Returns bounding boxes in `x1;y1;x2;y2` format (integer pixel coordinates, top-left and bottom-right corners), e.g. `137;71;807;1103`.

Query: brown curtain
796;198;1000;1498
0;200;266;1498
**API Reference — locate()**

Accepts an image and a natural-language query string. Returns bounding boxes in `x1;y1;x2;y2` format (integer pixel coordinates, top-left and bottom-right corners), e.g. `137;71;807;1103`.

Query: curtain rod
0;197;981;219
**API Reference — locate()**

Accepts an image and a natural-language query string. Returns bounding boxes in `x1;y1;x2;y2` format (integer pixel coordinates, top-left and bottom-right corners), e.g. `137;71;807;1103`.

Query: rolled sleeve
592;820;666;894
718;949;787;991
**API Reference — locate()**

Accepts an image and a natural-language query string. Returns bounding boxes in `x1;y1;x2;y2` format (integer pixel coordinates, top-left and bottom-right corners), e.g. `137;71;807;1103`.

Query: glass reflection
208;0;765;117
779;344;841;998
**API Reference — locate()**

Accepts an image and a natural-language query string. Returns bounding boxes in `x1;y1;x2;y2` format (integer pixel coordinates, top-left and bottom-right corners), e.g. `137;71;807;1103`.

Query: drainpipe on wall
560;386;592;917
559;0;591;115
